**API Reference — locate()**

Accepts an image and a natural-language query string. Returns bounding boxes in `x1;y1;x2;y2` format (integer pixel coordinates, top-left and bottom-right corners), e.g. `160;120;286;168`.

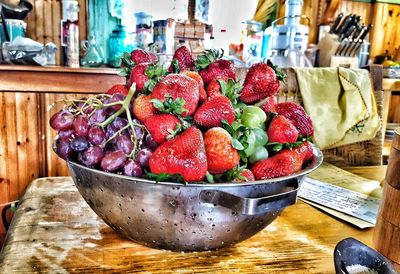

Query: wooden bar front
0;65;124;236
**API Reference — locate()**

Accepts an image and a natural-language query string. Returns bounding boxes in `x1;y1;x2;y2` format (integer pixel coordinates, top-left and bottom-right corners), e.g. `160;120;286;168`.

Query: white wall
122;0;258;53
208;0;258;53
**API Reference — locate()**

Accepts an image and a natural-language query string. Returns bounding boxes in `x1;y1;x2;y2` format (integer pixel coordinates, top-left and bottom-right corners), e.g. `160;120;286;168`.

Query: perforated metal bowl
67;147;323;251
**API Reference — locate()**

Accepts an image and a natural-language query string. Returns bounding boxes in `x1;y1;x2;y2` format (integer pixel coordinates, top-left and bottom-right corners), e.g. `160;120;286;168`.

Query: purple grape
123;159;142;177
58;128;74;139
88;126;106;145
70;136;89;152
79;146;104;167
73;116;90;137
129;124;143;140
145;134;158;150
50;110;74;131
110;93;125;111
101;150;127;172
105;124;118;140
103;98;117;116
56;138;72;159
136;148;152;167
116;135;134;155
89;109;107;124
112;117;128;134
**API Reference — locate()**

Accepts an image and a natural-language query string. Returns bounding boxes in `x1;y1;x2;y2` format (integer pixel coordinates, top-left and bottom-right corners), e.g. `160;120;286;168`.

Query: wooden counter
0;165;387;273
0;65;125;236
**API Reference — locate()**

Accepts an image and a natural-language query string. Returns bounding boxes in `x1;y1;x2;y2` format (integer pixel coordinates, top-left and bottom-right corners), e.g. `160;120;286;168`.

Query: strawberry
127;63;150;92
275;102;314;137
258;95;277;113
106;84;129;96
144;114;182;145
194;95;235;128
204;127;240;174
183;71;207;102
267;115;299;144
149;127;208;182
195;49;236;85
206;77;230;98
131;49;157;64
150;74;199;117
169;46;194;72
240;61;285;104
251;149;302;180
233;169;255;183
294;141;314;165
132;94;156;123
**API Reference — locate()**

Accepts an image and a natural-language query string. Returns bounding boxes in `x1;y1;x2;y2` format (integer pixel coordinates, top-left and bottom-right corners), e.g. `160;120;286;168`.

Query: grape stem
99;84;137;128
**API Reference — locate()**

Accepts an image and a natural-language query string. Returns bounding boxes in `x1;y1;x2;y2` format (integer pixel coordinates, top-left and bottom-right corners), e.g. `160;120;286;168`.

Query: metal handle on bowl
199;181;298;216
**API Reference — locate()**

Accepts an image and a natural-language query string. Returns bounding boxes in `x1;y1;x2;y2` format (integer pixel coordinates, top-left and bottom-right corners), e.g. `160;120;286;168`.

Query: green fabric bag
294;67;381;150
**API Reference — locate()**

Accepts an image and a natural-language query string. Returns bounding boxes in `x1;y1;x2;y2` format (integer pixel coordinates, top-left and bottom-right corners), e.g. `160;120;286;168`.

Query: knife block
373;127;400;272
317;33;340;67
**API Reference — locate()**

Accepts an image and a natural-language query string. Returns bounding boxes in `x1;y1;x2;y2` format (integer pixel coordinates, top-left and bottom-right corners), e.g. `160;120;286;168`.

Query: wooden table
0;167;386;273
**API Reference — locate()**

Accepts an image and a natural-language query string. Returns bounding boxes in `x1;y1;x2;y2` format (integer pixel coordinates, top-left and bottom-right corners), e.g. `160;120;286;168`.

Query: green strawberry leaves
267;59;286;81
119;52;135;77
195;48;224;70
145;171;184;183
205;166;248;183
143;64;168;93
150;96;188;116
171;59;180;73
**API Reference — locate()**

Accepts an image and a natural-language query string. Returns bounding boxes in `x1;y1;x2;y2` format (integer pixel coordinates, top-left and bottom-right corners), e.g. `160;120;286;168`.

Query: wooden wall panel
369;3;400;59
25;0;88;65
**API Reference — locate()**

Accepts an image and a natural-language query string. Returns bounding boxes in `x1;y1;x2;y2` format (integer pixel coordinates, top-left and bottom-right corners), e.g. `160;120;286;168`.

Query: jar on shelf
134;12;153;49
107;24;135;68
81;35;105;67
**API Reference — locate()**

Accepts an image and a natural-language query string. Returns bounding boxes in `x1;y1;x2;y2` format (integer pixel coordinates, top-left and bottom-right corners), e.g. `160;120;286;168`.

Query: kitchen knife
340;24;366;56
334;14;353;35
349;24;373;57
337;14;355;37
329;12;344;34
340;24;356;40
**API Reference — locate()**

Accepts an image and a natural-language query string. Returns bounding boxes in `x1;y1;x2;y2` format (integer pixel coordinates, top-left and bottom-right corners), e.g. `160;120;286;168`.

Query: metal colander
68;147;323;252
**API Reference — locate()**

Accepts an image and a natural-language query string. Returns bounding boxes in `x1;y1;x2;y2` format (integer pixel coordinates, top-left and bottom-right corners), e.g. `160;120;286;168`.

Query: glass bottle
80;35;105;67
108;24;134;68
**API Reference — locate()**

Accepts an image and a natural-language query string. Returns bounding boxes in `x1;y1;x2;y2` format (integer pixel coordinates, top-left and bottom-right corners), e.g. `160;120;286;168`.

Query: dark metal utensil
337;14;355;37
334;237;397;274
349;24;373;57
329;12;344;34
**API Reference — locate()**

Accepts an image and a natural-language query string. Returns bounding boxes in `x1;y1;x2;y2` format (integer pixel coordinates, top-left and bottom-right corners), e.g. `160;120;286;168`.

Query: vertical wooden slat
4;93;19;202
0;93;10;206
52;0;62;65
26;0;37;41
35;0;45;44
43;0;54;44
15;93;41;197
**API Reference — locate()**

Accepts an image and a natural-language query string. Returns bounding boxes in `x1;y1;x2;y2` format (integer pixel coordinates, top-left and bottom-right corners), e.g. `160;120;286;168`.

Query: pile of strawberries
53;46;315;183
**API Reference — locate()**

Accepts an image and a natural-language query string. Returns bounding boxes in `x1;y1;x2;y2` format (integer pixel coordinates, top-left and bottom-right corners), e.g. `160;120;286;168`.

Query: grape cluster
50;89;156;177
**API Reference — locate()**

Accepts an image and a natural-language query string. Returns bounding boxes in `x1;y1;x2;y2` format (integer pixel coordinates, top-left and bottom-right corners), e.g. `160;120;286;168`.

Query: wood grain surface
0;173;385;274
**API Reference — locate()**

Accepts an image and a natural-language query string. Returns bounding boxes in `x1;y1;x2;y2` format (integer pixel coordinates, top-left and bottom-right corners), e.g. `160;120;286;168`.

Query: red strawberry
149;127;208;182
183;71;207;102
240;61;285;104
144;114;182;144
194;95;235;128
251;150;302;180
267;115;299;144
169;46;194;72
233;169;255;183
106;84;129;96
195;49;236;85
150;74;199;117
206;77;229;98
131;49;157;64
204;127;240;174
294;141;314;165
275;102;314;137
127;63;150;92
258;95;277;113
132;94;156;123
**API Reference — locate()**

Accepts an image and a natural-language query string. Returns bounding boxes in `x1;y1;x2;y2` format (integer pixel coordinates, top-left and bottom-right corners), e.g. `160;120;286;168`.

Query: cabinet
0;65;124;234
